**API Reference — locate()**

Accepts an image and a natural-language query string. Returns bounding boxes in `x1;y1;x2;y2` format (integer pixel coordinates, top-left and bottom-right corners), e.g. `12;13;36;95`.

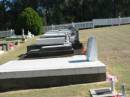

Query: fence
1;17;130;37
0;30;15;38
43;17;130;32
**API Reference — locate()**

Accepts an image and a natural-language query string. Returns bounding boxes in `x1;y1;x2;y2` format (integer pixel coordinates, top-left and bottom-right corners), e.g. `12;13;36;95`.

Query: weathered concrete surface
0;55;106;79
36;37;65;45
0;55;106;91
0;73;106;91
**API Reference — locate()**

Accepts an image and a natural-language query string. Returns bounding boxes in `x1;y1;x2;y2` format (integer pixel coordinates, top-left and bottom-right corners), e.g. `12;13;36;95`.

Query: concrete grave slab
0;55;105;79
36;37;65;45
0;55;106;90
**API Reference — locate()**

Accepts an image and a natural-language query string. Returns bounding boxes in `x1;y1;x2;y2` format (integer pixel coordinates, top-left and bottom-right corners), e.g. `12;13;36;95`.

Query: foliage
15;7;43;35
0;0;130;30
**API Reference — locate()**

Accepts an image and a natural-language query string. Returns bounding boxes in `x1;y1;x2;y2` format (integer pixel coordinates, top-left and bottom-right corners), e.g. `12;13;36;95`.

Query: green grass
0;25;130;97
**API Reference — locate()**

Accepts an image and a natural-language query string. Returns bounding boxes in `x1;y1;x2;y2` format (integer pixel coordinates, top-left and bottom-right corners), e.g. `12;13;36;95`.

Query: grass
0;25;130;97
0;37;38;64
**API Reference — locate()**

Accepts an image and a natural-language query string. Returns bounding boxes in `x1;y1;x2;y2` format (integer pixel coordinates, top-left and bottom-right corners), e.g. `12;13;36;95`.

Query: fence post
111;18;113;26
51;24;55;30
118;16;121;26
92;20;95;28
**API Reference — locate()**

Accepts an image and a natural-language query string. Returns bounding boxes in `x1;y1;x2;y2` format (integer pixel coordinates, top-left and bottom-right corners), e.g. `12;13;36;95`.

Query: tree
15;7;43;35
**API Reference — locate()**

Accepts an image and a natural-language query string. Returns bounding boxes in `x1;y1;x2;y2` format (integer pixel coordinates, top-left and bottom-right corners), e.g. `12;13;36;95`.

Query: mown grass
0;25;130;97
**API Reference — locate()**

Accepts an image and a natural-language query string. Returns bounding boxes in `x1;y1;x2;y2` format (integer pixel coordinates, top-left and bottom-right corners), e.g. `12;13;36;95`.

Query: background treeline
0;0;130;30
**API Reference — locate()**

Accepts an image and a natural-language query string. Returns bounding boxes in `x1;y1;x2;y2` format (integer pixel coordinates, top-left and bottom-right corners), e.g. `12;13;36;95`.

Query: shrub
15;7;44;35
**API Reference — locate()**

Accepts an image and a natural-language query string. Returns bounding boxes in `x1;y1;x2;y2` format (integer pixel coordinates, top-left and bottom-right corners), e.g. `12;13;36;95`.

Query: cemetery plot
0;55;106;91
0;36;106;91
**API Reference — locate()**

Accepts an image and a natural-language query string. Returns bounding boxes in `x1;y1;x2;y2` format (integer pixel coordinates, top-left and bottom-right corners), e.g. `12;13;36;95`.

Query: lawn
0;37;38;64
0;25;130;97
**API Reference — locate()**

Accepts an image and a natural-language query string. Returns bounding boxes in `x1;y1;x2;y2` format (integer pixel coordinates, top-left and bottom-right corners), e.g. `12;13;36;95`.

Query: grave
26;31;74;57
40;30;66;38
36;29;71;46
0;36;106;91
26;43;74;58
90;82;126;97
27;27;82;53
36;37;65;45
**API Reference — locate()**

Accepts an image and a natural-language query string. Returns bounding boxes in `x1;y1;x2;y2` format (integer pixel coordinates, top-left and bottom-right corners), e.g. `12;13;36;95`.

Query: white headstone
27;30;32;38
86;36;98;62
22;29;25;39
65;32;70;43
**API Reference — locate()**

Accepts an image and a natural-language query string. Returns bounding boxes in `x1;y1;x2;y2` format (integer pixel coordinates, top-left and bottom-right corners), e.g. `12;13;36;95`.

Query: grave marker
87;37;98;62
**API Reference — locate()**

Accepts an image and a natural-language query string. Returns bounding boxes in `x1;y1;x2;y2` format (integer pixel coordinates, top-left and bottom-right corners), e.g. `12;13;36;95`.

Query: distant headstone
65;32;70;43
86;36;98;62
10;29;13;36
22;29;25;37
72;22;75;27
27;30;32;38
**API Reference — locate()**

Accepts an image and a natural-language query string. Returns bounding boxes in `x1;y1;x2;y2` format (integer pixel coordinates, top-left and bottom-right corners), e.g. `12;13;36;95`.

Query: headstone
121;83;126;97
10;29;13;36
65;32;70;44
86;37;98;62
22;29;25;37
51;24;55;30
27;30;32;38
111;78;115;93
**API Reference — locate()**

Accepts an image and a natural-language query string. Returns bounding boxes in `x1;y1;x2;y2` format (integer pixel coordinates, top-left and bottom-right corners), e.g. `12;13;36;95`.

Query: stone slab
40;33;65;38
36;37;65;45
90;87;113;97
0;73;106;91
0;55;106;79
26;49;74;58
40;43;72;51
26;43;74;57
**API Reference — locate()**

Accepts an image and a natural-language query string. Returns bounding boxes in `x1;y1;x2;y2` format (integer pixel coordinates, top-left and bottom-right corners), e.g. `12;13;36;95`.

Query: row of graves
0;29;34;54
25;26;82;58
0;27;126;96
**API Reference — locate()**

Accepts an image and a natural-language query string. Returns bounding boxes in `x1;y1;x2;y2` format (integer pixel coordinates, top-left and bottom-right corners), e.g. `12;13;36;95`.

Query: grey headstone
87;37;98;62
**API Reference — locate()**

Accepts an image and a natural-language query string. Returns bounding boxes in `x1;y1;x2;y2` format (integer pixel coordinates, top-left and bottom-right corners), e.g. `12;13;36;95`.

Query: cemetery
0;35;106;91
0;25;129;97
0;29;34;53
1;1;130;96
